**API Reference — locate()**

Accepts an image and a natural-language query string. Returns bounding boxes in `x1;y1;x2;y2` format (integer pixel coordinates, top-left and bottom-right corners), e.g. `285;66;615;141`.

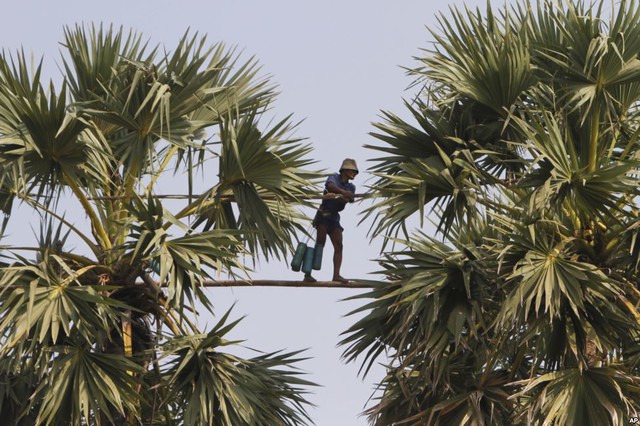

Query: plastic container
291;242;307;271
312;243;323;270
301;246;315;274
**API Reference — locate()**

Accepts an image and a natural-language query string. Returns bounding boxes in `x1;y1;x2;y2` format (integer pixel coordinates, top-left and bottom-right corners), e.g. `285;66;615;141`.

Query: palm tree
341;0;640;424
0;25;320;425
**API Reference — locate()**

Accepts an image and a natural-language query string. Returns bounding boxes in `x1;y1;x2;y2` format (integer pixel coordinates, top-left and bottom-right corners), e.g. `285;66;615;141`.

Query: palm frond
163;308;315;426
32;344;143;425
513;366;640;426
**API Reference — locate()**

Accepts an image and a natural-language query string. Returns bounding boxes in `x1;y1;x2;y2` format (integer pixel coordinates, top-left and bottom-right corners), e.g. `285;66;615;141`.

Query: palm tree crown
0;24;321;425
342;1;640;424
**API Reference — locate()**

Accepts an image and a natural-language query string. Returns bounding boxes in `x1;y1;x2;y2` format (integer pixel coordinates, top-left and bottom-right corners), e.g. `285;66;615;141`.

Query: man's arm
326;180;355;201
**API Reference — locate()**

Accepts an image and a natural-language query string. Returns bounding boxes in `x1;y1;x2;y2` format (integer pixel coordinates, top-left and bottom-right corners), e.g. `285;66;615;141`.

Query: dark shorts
313;210;343;233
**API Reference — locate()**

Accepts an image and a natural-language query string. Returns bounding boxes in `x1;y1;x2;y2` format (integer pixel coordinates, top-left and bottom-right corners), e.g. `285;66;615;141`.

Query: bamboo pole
2;279;376;290
194;279;373;289
87;193;372;201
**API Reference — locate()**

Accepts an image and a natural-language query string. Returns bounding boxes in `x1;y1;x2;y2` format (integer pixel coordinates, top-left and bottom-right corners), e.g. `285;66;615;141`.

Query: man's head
339;158;359;178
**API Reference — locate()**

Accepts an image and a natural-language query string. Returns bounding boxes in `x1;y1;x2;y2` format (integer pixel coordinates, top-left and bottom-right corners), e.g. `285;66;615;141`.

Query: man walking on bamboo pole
304;158;358;283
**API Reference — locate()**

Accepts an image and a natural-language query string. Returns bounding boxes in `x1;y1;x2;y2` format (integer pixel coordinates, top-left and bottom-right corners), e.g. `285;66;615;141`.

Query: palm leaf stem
145;145;179;194
151;345;174;425
605;121;622;161
619;123;640;160
479;337;503;386
168;197;230;228
103;170;125;251
564;123;581;170
20;194;102;258
122;154;143;207
509;344;529;381
160;298;200;335
64;172;111;253
101;162;116;241
588;103;601;173
6;246;97;268
158;307;181;336
113;201;128;249
122;310;133;358
123;167;138;202
117;158;145;248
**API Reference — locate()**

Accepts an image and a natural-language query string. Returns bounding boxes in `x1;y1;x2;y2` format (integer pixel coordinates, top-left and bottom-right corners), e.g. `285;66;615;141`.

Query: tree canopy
0;25;321;425
342;0;640;424
6;0;640;425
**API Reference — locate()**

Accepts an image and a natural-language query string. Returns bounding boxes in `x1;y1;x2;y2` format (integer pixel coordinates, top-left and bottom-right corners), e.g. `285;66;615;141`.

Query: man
304;158;358;283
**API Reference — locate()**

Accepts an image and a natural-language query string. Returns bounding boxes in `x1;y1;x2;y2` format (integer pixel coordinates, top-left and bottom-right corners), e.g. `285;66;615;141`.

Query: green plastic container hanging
312;243;323;270
301;246;315;274
291;242;307;272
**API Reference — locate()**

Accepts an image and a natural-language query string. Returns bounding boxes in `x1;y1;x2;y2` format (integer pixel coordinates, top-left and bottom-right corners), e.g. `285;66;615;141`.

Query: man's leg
316;223;328;246
328;227;347;283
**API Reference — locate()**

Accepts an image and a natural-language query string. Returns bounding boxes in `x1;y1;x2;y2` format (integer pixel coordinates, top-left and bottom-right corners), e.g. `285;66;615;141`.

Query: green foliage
163;308;315;425
0;24;320;425
345;0;640;424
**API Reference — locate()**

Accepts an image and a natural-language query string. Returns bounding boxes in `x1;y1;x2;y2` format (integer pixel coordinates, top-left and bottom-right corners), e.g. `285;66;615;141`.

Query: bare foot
333;275;348;283
303;273;317;283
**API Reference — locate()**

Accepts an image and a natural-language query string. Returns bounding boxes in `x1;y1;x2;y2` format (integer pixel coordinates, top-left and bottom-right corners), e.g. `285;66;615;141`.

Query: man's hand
341;191;355;202
326;181;354;201
325;192;352;201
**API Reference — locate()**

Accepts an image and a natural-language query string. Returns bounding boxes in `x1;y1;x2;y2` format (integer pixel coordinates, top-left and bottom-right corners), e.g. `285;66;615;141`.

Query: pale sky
3;1;490;424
